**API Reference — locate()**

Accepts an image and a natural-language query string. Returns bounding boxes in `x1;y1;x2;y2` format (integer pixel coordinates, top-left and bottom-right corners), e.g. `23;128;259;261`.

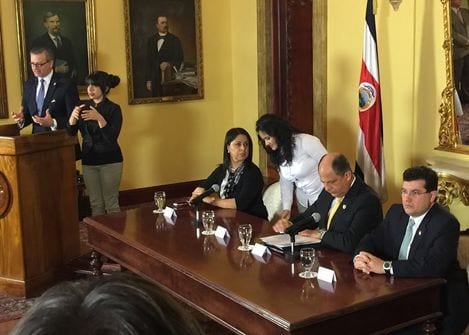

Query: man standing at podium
12;46;79;134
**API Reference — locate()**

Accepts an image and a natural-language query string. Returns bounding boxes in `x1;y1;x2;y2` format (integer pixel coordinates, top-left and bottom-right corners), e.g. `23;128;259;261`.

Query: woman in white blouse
256;114;327;218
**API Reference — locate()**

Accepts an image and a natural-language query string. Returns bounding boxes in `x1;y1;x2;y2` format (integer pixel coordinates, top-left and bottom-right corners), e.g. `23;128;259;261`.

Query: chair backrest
262;181;282;220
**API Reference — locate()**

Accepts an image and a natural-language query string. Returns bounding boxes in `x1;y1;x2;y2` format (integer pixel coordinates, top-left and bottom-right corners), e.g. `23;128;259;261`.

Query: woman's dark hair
85;71;120;95
222;128;253;170
10;273;205;335
255;114;298;167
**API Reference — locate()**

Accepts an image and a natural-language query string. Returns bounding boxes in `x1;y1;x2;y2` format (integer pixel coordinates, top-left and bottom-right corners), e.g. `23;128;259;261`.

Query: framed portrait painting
0;19;8;119
15;0;96;93
124;0;204;104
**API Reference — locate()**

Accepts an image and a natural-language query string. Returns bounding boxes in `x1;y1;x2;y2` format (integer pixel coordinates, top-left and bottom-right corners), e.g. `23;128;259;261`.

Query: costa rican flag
356;0;387;201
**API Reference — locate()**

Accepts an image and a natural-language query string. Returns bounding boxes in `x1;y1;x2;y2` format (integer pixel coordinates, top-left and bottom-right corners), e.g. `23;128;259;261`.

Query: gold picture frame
437;0;469;153
124;0;204;104
15;0;96;94
0;18;8;119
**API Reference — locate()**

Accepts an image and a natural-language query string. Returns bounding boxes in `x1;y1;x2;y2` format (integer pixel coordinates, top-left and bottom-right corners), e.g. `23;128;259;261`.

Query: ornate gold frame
15;0;97;94
437;0;469;153
437;172;469;207
0;18;8;119
123;0;204;104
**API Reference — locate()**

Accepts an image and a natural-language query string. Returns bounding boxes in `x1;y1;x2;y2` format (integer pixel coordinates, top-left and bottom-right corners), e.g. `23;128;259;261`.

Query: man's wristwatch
383;261;392;275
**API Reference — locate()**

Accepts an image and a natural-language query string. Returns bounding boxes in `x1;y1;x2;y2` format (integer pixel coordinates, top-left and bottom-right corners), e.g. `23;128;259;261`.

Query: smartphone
81;102;91;111
80;101;92;111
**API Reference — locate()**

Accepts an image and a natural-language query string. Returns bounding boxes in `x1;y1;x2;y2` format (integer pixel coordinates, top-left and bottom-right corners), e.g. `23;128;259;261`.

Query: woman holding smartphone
68;71;123;215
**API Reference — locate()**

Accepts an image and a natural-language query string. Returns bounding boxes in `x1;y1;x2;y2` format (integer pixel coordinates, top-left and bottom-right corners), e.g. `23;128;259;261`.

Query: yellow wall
327;0;469;209
0;0;252;190
231;0;260;163
2;0;469;203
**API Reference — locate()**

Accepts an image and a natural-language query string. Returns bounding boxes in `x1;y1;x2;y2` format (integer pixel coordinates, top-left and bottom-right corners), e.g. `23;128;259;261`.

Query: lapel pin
418;230;422;236
342;204;347;210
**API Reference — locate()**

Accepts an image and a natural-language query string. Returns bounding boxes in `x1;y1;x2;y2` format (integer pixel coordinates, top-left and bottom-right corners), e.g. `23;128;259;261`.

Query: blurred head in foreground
11;273;205;335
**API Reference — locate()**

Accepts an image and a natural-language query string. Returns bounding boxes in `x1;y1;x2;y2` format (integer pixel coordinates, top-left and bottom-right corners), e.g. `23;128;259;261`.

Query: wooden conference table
84;201;444;335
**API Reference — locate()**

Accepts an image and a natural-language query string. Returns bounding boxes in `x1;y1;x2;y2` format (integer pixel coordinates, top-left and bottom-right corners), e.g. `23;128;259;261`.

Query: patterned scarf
220;164;245;199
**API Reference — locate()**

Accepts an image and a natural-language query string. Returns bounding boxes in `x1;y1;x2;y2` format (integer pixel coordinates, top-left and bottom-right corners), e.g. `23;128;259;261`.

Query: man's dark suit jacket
356;204;469;334
21;72;79;134
291;176;383;253
32;33;77;80
146;33;184;96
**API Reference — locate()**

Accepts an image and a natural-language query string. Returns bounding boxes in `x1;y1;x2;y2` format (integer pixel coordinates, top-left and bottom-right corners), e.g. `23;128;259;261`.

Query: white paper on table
252;243;271;257
163;207;177;219
317;266;336;283
252;243;271;263
215;226;230;239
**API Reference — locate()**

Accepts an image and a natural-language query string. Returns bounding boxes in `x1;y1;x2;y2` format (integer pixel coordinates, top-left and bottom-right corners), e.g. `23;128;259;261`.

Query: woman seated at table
190;128;268;219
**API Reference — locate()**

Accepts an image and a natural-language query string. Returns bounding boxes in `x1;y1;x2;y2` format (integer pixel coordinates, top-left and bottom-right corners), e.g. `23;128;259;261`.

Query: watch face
384;261;391;270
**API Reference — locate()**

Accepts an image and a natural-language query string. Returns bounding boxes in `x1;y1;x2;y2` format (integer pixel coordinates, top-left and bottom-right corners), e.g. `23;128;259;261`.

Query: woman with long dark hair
256;114;326;217
189;128;267;219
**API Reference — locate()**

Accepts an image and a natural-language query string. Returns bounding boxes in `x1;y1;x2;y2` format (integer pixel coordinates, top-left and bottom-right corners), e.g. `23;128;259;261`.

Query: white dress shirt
279;133;327;210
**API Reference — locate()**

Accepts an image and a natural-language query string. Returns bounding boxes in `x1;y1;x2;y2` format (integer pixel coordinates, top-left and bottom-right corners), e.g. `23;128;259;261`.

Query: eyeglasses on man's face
30;60;50;68
400;189;430;197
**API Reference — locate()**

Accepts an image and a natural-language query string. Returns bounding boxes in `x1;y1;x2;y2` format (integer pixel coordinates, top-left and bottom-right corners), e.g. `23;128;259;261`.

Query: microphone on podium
190;184;220;206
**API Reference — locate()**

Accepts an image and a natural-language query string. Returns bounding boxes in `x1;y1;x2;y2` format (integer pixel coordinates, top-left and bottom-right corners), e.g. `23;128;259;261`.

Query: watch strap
383;261;392;275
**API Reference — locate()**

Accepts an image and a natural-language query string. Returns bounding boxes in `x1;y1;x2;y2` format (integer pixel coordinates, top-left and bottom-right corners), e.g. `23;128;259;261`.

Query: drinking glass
201;210;216;235
237;224;253;251
299;248;317;278
153;191;166;214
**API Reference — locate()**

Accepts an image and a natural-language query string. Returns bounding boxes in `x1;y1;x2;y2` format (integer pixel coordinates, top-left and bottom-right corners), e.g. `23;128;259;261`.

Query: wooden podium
0;127;80;297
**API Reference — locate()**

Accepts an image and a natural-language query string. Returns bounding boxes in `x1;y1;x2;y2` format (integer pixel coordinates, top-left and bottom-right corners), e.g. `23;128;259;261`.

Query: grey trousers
83;162;123;215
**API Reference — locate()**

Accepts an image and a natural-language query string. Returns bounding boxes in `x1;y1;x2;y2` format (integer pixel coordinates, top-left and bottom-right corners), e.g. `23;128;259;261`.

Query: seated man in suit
12;46;79;134
354;165;469;335
272;153;383;253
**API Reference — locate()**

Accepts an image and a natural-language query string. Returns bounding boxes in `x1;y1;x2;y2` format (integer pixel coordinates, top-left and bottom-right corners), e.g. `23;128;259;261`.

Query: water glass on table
237;223;253;251
153;191;166;214
299;248;317;279
201;210;216;235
